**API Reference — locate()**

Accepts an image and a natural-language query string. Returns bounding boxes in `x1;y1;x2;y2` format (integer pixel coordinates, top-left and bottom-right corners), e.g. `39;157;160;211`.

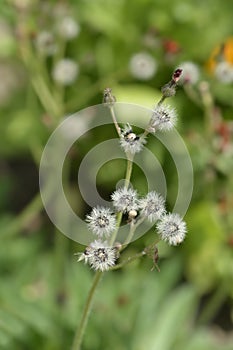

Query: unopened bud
161;69;183;98
128;209;138;219
103;88;116;107
172;68;182;83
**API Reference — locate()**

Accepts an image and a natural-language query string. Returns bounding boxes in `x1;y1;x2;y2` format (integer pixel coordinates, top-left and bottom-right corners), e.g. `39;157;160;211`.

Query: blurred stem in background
14;11;71;307
197;283;228;325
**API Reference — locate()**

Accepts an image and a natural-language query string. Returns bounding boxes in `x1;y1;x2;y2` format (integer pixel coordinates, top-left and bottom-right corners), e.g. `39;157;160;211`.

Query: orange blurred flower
206;37;233;73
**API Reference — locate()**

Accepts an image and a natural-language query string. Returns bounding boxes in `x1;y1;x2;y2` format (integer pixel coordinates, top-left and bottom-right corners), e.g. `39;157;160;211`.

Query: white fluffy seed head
76;240;118;271
214;61;233;83
88;240;118;271
177;61;200;85
156;213;187;246
52;58;79;85
86;206;116;238
111;187;139;213
56;16;80;40
149;105;177;132
120;124;146;155
139;191;166;222
129;52;157;80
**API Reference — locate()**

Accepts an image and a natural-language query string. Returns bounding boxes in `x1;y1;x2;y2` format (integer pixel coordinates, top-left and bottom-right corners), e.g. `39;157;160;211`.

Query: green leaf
132;285;197;350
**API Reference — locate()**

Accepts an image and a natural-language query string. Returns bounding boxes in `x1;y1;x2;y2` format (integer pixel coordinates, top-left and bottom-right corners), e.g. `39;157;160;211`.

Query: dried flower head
111;187;138;213
139;191;166;222
86;206;116;238
149;105;177;132
156;213;187;245
52;58;79;85
177;61;200;85
129;52;157;80
120;124;146;155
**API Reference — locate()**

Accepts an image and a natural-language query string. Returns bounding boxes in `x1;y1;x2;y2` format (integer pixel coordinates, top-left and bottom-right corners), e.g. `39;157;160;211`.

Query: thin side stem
109;251;145;271
110;106;121;137
142;92;167;139
109;211;123;246
71;271;103;350
183;83;202;107
123;216;146;246
199;82;215;141
157;95;166;106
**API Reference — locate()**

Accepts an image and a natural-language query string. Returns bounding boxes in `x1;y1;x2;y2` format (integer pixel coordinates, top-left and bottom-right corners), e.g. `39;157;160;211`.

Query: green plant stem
142;92;167;139
125;156;133;189
2;193;43;239
199;81;215;142
110;106;121;137
123;216;146;246
109;211;123;246
20;38;62;120
31;74;62;119
157;95;166;106
197;284;227;325
109;251;145;270
183;83;202;107
71;271;103;350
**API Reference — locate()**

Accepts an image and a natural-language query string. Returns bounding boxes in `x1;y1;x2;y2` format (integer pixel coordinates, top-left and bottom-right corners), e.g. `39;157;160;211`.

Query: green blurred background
0;0;233;349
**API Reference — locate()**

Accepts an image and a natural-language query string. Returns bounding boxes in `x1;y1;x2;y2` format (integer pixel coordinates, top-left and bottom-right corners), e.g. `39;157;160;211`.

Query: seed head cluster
76;78;188;271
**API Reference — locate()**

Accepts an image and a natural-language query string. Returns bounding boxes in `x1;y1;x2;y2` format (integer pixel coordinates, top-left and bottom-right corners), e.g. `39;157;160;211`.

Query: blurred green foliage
0;0;233;349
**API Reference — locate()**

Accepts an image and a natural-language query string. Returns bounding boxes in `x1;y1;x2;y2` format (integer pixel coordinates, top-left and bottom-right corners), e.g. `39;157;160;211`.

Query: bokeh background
0;0;233;349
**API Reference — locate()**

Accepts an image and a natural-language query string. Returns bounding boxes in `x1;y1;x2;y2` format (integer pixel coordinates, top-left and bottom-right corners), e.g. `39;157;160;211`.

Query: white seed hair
156;213;187;245
86;206;116;238
111;187;139;213
149;105;177;132
139;191;166;222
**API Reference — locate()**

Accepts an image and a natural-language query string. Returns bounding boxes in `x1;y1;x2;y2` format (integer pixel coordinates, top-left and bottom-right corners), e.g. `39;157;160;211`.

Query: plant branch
71;271;103;350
